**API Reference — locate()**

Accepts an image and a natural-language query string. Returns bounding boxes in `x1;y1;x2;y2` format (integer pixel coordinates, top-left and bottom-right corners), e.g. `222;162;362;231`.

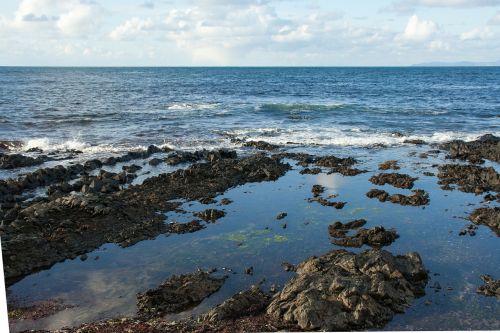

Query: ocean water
2;67;500;331
0;67;499;157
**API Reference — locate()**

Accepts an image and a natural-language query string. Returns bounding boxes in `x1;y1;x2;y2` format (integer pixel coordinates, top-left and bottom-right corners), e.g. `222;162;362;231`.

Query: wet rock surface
308;197;346;209
166;220;205;234
404;139;426;145
195;209;226;222
311;184;325;197
476;275;500;297
331;226;399;248
366;188;429;206
136;271;227;317
437;164;500;193
379;160;400;170
8;298;74;321
469;207;500;236
0;153;48;169
1;153;291;285
328;219;367;238
204;286;270;322
369;172;418;189
243;141;280;151
440;134;500;164
266;249;428;331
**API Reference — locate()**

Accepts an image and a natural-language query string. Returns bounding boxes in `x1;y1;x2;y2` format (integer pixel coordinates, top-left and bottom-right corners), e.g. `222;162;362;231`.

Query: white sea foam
21;138;146;154
166;102;220;111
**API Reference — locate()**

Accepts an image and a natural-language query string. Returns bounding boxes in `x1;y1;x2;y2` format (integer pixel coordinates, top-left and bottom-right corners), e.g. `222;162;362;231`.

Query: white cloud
388;0;500;13
397;15;437;42
271;25;312;43
57;3;103;37
428;39;450;50
489;11;500;24
460;26;494;40
110;18;154;41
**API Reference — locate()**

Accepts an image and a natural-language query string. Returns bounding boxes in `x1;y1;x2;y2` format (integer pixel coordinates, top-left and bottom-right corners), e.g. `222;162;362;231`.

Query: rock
379;160;400;170
219;198;233;205
276;212;287;220
308;197;346;209
328;219;367;238
439;134;500;163
245;266;254;275
404;139;426;145
122;164;142;173
311;185;325;197
137;271;227;317
199;197;217;204
423;172;435;176
80;254;88;261
267;249;428;331
476;275;500;297
0;153;47;169
437;164;500;193
469;207;500;236
331;226;399;248
369;173;418;189
330;166;368;176
204;286;270;322
195;209;226;222
243;141;279;151
148;158;163;166
0;140;23;151
300;167;322;175
366;189;429;206
282;262;296;272
166;220;205;234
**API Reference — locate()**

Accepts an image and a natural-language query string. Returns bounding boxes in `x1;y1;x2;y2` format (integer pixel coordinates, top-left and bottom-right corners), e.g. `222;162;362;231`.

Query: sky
0;0;499;66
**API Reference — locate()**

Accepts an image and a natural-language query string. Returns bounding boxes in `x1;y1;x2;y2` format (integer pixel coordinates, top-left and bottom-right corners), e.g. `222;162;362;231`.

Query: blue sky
0;0;499;66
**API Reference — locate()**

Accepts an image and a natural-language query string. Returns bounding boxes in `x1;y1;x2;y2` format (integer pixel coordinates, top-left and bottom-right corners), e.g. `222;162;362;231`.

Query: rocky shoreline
2;134;499;332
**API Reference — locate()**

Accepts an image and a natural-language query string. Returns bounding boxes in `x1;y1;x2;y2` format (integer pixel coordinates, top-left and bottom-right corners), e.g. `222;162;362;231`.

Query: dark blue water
0;67;499;155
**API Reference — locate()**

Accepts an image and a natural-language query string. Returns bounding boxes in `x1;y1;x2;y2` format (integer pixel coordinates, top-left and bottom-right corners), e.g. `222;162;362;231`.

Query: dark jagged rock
0;140;23;151
366;189;429;206
219;198;233;205
300;167;322;175
311;184;325;197
483;193;500;202
1;154;291;285
314;155;356;168
423;171;435;176
437;164;500;193
476;275;500;297
7;298;74;321
195;209;226;222
122;164;142;173
276;212;287;220
166;220;205;234
245;266;254;275
440;134;500;163
331;226;399;248
282;262;296;272
379;160;400;170
328;219;367;238
243;141;279;151
148;158;163;166
404;139;426;145
204;286;270;322
267;249;428;331
0;153;47;169
329;166;368;176
275;152;315;166
308;197;346;209
369;173;418;189
469;207;500;236
137;271;227;317
199;197;217;204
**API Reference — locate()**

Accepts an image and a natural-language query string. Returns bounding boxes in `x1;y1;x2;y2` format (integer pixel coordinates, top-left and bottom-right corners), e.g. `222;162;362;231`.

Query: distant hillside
412;60;500;67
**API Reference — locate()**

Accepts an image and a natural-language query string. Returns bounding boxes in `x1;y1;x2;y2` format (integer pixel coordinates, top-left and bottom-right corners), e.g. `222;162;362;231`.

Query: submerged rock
137;271;227;317
276;212;287;220
267;249;428;331
166;220;205;234
331;226;399;248
469;207;500;236
204;286;270;322
379;160;400;170
328;219;367;238
369;173;417;189
440;134;500;164
476;275;500;297
437;164;500;193
308;197;346;209
366;189;429;206
300;167;322;175
404;139;426;145
195;209;226;222
311;184;325;197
